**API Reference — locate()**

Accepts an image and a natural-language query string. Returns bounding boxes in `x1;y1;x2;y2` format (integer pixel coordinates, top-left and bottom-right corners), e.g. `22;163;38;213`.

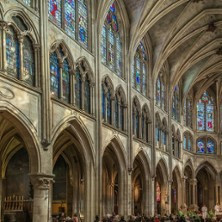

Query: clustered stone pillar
30;174;54;222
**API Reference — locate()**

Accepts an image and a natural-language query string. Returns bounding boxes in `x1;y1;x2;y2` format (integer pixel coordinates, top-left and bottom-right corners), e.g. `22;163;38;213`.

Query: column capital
190;178;197;185
30;174;54;190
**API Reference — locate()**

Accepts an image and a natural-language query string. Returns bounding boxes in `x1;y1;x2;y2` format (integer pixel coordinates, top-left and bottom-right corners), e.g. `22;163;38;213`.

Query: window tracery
172;85;180;122
156;73;166;111
132;98;141;138
48;0;88;47
183;132;192;151
101;3;122;77
197;91;214;132
4;20;37;87
142;106;151;143
184;96;192;128
132;42;147;96
172;127;181;158
197;137;215;154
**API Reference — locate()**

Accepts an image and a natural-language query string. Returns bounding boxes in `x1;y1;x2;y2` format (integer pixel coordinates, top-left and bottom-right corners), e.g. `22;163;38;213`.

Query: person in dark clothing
119;216;126;222
94;215;100;222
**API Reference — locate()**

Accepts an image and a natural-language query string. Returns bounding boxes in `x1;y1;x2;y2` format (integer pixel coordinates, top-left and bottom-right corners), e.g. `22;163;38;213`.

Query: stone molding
30;174;54;190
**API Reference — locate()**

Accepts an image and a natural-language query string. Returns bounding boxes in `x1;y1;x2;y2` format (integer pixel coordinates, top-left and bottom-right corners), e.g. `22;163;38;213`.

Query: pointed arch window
172;85;180;122
156;74;166;110
132;42;147;96
23;36;35;85
23;0;31;6
6;27;20;78
50;47;71;103
183;132;192;151
75;68;82;108
101;3;122;77
197;137;215;154
5;25;36;86
197;91;214;132
184;96;192;128
132;99;140;138
155;117;161;146
161;120;168;148
84;75;91;113
49;0;88;47
142;107;151;143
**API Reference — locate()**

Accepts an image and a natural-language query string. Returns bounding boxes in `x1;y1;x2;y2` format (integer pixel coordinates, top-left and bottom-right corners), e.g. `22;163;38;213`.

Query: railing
3;195;33;212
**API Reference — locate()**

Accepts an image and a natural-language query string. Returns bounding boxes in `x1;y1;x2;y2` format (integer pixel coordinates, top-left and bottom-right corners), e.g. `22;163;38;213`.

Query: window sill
0;71;42;94
51;97;96;121
132;87;150;100
102;121;128;136
133;136;152;147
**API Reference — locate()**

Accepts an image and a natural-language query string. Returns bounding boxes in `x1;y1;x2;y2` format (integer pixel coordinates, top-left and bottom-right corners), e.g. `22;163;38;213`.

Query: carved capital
30;174;54;190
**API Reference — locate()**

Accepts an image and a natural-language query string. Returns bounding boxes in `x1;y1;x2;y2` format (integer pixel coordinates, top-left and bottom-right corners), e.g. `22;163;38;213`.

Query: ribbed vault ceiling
99;0;222;101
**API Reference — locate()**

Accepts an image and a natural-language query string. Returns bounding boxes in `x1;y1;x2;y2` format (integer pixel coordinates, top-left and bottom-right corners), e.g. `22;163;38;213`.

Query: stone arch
102;75;115;97
132;150;151;215
0;101;40;175
156;158;169;182
155;112;162;127
0;3;3;19
115;85;127;105
52;116;95;163
184;159;194;178
142;104;151;121
132;96;142;114
195;161;217;179
50;40;75;72
4;8;40;44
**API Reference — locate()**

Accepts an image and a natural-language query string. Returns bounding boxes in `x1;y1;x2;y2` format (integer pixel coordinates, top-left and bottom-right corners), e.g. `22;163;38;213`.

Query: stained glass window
49;0;88;47
184;97;192;128
183;136;187;150
187;138;191;151
115;96;119;128
101;3;122;77
102;86;106;119
197;91;214;132
6;27;20;78
172;85;180;121
50;52;60;97
135;111;139;138
107;90;112;124
132;42;147;96
120;104;124;131
156;77;161;107
207;139;215;154
62;59;70;102
142;110;149;143
48;0;62;27
23;37;35;86
156;74;166;110
197;138;205;154
64;0;76;38
133;100;140;138
78;0;88;46
84;76;91;113
75;68;82;108
184;133;192;151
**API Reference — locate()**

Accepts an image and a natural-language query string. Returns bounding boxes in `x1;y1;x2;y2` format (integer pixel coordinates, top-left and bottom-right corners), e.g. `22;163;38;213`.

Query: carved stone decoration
30;174;54;190
0;87;15;99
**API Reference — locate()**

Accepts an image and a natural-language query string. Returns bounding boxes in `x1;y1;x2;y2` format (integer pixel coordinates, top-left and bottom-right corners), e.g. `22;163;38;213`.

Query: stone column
150;177;155;216
167;180;172;215
190;179;197;206
30;174;54;222
182;176;188;207
0;22;7;71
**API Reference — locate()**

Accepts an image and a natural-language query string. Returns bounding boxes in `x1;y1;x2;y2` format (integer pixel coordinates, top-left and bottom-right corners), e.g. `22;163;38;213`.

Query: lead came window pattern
78;0;88;46
6;27;20;78
50;52;60;97
197;137;215;154
23;36;35;86
132;42;147;96
172;85;180;121
75;69;82;108
64;0;76;38
49;0;62;27
101;3;123;77
62;59;70;102
197;91;214;132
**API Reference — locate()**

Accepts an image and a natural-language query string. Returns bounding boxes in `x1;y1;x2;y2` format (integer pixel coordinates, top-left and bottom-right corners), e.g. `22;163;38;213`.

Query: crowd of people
52;203;222;222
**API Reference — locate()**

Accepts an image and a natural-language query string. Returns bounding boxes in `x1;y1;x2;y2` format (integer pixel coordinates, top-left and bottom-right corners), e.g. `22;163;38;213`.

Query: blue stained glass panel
62;59;70;102
107;27;115;69
135;111;139;137
206;104;214;131
6;28;20;78
183;136;187;149
107;91;112;124
50;52;60;97
23;37;35;85
161;82;165;109
23;0;31;6
48;0;62;27
188;138;191;151
102;87;106;119
78;0;88;46
207;139;215;154
120;105;124;131
115;97;119;128
101;26;107;64
64;0;76;38
156;77;161;106
142;63;146;96
197;103;205;131
116;35;122;76
75;69;82;108
197;139;205;154
84;77;91;113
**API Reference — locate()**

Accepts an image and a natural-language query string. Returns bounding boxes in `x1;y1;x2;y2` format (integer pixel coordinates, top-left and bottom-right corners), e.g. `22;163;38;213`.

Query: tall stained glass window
184;97;192;128
49;0;88;47
107;90;112;124
23;36;35;86
172;85;180;122
115;96;119;128
50;48;71;102
101;3;122;77
84;75;91;113
50;52;60;97
197;137;215;154
75;68;82;108
183;132;192;151
156;74;166;110
197;91;214;132
132;42;147;96
102;86;106;119
6;27;20;78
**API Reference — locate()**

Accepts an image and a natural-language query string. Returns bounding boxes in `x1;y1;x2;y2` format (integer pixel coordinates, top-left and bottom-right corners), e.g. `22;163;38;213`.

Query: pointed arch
195;161;217;179
183;159;194;178
156;158;169;182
